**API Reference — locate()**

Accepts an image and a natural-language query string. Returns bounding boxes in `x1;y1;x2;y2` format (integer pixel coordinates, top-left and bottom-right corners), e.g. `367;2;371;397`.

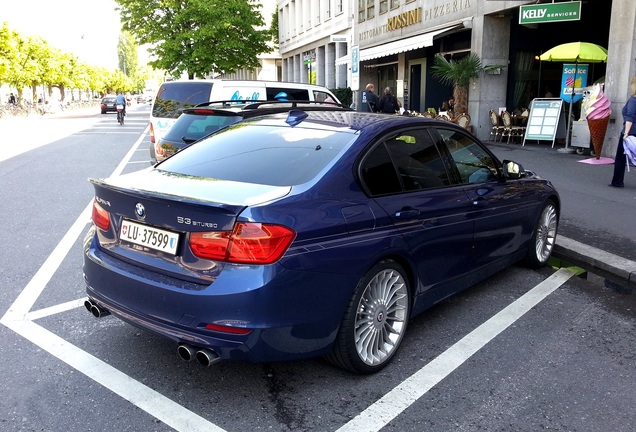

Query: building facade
278;0;353;89
278;0;636;157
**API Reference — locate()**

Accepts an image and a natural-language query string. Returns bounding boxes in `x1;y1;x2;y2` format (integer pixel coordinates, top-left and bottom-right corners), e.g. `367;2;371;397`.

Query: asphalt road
0;106;635;431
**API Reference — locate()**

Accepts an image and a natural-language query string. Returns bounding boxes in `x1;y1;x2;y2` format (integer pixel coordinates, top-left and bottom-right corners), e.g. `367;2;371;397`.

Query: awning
335;54;350;66
359;24;463;61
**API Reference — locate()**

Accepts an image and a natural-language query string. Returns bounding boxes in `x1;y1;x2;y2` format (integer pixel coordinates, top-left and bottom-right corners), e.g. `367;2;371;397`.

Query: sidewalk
0;105;105;163
485;139;636;289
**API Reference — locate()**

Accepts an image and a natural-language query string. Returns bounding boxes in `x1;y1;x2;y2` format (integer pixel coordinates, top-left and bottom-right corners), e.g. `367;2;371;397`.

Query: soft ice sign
560;64;588;103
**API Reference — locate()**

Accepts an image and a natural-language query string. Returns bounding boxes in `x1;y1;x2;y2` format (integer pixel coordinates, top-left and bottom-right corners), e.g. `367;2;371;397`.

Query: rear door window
360;128;450;196
152;82;214;119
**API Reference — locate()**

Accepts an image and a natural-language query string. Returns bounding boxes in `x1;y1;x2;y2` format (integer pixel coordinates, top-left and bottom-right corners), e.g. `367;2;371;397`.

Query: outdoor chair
455;113;471;130
500;111;526;143
489;110;504;142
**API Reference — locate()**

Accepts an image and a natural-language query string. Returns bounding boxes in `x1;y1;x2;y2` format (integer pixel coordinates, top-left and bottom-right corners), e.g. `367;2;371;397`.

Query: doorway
408;59;426;112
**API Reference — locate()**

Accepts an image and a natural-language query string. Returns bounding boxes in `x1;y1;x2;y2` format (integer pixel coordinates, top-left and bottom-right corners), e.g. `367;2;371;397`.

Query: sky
1;0;125;69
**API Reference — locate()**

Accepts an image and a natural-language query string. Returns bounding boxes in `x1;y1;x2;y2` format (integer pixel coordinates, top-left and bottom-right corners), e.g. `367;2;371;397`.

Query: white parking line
0;124;576;432
1;128;224;432
336;267;575;432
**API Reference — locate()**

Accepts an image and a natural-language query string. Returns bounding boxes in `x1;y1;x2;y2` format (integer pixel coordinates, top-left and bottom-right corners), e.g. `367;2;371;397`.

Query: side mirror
503;160;524;179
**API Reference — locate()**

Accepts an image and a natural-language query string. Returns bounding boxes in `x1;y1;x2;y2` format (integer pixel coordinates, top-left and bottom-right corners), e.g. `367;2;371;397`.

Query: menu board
523;98;566;146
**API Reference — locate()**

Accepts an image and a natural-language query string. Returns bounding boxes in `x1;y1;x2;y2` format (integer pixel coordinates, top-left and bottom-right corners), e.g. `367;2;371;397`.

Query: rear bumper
83;239;355;363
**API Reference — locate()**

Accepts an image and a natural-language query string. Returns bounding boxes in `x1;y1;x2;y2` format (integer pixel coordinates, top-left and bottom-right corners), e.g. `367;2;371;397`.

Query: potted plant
431;53;500;116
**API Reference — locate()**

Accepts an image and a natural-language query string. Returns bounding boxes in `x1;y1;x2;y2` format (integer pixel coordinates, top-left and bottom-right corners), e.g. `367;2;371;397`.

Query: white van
149;80;341;145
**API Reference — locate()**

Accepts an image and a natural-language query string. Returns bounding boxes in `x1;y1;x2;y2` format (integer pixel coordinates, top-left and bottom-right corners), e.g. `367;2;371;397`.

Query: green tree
268;5;279;48
0;23;18;85
118;30;138;77
9;35;47;102
46;50;75;101
115;0;271;79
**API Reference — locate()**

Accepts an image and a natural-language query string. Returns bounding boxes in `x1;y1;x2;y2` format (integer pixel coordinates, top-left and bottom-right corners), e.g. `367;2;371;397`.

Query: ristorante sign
359;0;472;41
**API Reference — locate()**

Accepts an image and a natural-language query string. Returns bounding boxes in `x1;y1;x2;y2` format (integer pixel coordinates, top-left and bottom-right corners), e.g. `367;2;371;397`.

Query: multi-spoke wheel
327;260;411;374
523;199;558;268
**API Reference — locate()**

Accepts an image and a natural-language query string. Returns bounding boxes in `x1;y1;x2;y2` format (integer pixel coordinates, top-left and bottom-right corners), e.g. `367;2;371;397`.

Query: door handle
395;209;420;218
472;197;487;207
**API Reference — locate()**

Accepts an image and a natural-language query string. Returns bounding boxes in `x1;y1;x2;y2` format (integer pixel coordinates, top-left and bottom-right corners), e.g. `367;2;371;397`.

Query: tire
523;199;558;268
327;260;411;374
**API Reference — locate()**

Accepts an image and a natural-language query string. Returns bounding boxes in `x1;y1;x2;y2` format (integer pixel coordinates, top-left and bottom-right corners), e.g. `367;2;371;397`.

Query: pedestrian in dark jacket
378;87;398;114
359;83;379;112
610;75;636;188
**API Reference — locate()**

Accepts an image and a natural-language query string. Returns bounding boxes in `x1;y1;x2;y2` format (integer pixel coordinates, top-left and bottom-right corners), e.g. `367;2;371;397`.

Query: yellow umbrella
540;42;608;63
539;42;608;151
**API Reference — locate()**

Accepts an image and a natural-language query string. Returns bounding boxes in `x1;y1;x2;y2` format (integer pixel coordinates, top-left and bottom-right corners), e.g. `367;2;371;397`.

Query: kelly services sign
519;1;581;24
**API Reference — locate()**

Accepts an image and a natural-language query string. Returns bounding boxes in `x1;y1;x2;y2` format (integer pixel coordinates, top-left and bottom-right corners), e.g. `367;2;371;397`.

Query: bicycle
116;104;125;125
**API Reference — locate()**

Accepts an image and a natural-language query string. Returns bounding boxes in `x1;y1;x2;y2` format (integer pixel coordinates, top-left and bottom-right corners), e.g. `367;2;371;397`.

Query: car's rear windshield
157;123;355;186
163;112;242;142
152;82;213;119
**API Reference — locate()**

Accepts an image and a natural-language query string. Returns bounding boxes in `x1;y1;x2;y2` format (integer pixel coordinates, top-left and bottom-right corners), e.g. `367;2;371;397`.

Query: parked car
83;111;560;374
148;79;341;147
151;100;352;164
100;96;117;114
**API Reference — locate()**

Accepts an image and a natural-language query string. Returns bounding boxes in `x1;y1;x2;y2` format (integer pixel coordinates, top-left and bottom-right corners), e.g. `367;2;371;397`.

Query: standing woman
378;87;399;114
610;75;636;188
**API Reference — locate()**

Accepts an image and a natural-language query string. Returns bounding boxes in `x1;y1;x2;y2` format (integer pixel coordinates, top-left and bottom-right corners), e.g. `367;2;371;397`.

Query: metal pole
560;60;577;153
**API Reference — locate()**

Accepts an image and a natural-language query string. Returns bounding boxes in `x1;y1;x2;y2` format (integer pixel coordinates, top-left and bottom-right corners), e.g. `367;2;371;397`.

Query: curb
553;235;636;290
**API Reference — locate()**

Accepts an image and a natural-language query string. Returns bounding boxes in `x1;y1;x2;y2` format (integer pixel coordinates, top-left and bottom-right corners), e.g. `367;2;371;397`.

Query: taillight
204;323;252;335
92;200;110;231
149;122;155;143
189;222;295;264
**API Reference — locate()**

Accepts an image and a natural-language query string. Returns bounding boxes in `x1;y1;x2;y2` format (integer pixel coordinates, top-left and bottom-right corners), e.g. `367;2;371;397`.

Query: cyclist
115;92;126;116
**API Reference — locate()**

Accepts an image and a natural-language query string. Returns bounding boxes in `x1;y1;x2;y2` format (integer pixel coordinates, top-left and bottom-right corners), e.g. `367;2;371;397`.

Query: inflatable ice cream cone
587;115;610;158
584;84;611;159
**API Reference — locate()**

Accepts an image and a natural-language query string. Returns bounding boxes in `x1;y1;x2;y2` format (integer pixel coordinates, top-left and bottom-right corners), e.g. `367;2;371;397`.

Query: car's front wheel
327;260;411;374
523;199;558;268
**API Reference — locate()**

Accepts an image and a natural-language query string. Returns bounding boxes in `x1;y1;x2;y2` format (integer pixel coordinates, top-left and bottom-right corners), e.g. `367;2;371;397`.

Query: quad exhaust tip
84;298;110;318
178;344;221;367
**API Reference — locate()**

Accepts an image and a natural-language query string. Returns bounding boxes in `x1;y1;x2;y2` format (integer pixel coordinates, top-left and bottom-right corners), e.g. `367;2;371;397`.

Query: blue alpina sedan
83;110;559;374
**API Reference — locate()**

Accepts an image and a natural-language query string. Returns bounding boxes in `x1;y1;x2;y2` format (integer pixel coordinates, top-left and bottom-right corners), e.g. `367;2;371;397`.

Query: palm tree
431;53;489;115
